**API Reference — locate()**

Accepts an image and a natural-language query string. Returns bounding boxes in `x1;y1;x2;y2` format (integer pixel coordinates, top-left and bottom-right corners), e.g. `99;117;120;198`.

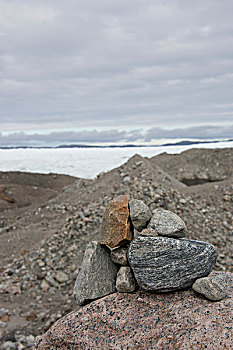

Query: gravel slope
0;148;232;349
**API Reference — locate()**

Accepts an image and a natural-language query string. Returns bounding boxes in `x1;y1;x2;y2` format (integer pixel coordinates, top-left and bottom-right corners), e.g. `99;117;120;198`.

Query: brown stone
0;315;9;323
100;195;133;248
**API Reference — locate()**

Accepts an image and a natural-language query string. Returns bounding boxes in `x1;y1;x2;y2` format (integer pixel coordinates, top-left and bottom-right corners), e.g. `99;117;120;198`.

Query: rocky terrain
150;147;233;185
0;148;232;349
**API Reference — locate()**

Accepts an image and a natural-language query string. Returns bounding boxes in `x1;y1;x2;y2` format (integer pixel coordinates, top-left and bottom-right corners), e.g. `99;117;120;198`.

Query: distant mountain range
0;139;232;149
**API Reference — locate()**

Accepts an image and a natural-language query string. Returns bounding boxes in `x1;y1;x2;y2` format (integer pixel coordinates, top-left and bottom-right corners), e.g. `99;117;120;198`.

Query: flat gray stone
148;209;186;237
192;274;228;301
73;241;118;305
111;246;128;266
129;199;152;231
128;236;217;292
116;266;136;292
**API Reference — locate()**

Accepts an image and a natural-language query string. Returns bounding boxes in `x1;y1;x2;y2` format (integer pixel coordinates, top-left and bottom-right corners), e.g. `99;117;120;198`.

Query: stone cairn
73;195;229;305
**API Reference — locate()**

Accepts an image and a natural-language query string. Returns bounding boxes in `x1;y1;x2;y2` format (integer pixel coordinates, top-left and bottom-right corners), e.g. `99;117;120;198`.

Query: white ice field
0;141;232;179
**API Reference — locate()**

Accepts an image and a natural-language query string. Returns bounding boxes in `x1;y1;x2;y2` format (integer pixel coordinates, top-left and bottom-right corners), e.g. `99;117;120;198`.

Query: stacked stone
73;195;135;305
73;195;229;306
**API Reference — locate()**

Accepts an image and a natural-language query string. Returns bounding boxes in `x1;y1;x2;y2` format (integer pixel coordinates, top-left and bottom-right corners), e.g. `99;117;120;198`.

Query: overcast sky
0;0;233;146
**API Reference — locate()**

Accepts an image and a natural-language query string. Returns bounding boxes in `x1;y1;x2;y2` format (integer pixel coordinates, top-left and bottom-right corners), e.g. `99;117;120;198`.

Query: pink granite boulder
34;272;232;350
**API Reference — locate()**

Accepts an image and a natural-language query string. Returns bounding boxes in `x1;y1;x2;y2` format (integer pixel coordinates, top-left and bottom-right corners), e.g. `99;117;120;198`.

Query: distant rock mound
150;148;233;185
0;171;76;212
34;272;233;350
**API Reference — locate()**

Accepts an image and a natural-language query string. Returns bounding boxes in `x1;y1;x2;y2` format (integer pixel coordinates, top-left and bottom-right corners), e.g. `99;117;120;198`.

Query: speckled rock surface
192;274;229;301
34;272;233;350
128;236;217;291
148;208;187;237
129;199;152;231
100;195;133;248
73;241;118;305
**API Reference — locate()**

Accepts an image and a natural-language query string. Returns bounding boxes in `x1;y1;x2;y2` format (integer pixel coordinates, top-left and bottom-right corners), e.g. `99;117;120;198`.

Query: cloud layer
0;0;233;138
0;125;232;147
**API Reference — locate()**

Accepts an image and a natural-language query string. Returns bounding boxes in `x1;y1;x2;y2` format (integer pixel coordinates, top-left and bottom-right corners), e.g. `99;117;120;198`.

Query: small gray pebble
116;266;136;292
192;274;228;301
129;199;152;231
111;247;128;266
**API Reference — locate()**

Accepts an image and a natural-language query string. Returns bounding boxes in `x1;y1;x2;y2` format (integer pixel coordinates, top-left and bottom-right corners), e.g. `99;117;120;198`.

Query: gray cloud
0;0;233;137
145;125;233;141
0;125;232;147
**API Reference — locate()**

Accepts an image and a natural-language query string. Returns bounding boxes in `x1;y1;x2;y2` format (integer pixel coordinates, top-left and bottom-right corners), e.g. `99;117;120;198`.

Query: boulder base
34;273;233;350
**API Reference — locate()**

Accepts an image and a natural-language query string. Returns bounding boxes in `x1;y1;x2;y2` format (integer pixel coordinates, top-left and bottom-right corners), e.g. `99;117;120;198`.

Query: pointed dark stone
73;241;118;305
